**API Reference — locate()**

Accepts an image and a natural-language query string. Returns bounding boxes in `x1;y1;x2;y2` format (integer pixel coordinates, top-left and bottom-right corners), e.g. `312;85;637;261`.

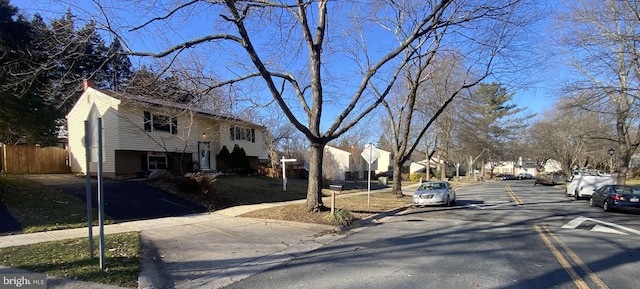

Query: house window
229;126;255;142
144;111;177;134
147;152;167;170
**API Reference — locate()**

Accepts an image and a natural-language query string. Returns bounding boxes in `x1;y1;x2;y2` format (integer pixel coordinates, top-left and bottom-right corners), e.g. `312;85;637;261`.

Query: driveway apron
53;178;207;222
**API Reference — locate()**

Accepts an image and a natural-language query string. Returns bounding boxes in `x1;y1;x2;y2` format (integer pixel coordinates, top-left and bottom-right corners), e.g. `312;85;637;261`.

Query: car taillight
612;194;626;201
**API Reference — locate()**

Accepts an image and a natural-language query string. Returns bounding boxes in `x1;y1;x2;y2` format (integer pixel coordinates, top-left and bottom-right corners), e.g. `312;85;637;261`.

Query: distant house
373;148;392;174
492;157;538;177
324;145;353;181
323;145;394;181
66;80;267;178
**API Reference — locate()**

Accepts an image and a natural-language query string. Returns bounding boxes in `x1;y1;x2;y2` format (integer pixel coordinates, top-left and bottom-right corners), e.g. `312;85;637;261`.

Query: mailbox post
329;184;343;215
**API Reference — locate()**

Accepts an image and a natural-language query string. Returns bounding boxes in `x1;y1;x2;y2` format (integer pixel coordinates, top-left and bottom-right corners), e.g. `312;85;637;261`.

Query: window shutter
230;127;235;140
171;117;177;134
143;111;151;131
251;128;255;143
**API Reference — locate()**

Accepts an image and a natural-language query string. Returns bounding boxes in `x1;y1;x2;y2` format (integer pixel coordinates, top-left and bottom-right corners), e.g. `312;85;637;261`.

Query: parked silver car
413;181;456;207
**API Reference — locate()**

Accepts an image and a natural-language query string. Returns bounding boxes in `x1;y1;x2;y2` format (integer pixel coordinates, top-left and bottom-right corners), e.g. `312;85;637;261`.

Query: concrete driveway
1;174;206;232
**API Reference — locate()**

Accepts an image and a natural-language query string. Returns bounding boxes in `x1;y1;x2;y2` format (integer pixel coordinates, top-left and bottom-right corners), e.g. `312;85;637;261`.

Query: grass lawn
0;232;140;288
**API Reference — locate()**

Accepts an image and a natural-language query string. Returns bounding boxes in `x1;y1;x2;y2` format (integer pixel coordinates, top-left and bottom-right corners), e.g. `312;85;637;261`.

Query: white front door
198;142;211;169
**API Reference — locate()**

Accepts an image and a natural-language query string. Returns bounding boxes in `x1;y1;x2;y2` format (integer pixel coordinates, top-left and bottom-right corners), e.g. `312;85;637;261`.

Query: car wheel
603;200;611;212
589;198;595;207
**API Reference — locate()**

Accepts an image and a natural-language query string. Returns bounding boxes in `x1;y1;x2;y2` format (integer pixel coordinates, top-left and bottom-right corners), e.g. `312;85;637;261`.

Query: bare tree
380;3;529;194
528;98;612;174
558;0;640;184
259;110;297;172
88;0;537;212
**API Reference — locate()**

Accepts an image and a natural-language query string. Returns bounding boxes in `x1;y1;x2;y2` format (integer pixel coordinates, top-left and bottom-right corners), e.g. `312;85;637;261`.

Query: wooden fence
1;144;70;174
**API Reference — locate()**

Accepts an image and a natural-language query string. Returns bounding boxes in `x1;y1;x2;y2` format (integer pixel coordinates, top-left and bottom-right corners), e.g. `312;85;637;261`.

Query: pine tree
458;82;533;167
0;2;58;145
105;38;132;91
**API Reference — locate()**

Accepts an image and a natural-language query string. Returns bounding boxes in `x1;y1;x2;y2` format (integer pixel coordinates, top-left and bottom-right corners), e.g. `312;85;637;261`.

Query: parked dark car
517;172;533;179
501;174;517;181
590;185;640;212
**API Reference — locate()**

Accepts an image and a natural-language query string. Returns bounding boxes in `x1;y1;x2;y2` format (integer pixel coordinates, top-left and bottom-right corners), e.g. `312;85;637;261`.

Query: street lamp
608;148;615;174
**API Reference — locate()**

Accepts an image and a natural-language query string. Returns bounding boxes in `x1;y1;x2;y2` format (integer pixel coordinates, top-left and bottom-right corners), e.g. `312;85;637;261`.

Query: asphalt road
223;180;640;289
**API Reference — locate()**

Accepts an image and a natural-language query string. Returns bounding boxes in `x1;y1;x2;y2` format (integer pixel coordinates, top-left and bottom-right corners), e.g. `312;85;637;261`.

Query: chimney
83;78;96;91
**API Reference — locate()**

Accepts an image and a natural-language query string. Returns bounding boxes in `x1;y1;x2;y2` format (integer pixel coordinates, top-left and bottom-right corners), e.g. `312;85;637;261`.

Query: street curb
336;204;412;232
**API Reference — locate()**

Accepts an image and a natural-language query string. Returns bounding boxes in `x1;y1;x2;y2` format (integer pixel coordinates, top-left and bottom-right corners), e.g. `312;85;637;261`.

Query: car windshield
419;182;444;190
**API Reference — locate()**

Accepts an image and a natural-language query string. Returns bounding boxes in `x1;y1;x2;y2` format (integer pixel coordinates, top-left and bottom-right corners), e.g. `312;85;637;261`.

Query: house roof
90;88;264;128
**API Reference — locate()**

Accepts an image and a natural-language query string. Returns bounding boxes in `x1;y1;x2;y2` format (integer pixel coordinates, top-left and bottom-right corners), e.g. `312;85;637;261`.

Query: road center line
534;225;589;289
505;184;524;205
544;226;610;289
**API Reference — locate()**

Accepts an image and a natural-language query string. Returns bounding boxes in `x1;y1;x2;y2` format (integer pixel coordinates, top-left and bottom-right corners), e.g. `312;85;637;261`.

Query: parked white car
566;170;614;200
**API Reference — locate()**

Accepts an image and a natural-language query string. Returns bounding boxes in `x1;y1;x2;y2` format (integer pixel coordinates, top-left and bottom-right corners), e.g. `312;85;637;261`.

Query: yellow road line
534;225;589;289
543;226;610;289
505;184;524;205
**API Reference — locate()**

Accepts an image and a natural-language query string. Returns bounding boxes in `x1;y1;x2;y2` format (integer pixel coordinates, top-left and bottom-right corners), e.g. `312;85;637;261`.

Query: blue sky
11;0;561;121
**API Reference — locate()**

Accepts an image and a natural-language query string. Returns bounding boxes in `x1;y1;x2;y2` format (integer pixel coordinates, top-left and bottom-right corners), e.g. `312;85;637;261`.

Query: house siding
66;89;120;177
115;106;197;153
324;146;352;181
374;149;392;174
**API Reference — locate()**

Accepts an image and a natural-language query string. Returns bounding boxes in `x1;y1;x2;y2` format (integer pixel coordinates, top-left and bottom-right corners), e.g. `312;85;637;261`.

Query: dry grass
240;192;413;225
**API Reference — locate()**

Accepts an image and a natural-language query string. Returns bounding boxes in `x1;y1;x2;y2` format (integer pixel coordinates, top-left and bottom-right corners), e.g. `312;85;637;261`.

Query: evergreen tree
0;1;58;145
125;66;196;103
47;14;109;112
0;0;31;94
105;38;132;91
458;83;533;166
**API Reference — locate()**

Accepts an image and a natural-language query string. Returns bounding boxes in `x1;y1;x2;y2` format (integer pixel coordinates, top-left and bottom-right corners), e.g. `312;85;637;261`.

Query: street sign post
85;106;106;270
361;143;380;207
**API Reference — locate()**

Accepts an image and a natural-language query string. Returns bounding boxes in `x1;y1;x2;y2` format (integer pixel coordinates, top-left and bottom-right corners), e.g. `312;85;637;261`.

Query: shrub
409;173;423;182
325;208;354;226
176;172;217;195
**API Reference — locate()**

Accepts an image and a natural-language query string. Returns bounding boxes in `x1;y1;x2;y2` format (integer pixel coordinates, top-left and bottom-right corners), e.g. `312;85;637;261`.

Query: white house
66;80;268;178
492;157;538;177
324;145;353;181
323;145;394;181
373;148;392;174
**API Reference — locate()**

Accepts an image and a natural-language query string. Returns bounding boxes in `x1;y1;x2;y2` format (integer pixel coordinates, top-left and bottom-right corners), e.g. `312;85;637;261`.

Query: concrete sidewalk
0;187;416;289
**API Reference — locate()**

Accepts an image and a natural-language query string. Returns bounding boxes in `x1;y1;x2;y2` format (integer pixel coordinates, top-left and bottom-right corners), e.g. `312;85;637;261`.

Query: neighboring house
492;157;538;177
66;80;267;178
324;145;392;181
409;162;427;174
373;148;392;175
324;145;353;181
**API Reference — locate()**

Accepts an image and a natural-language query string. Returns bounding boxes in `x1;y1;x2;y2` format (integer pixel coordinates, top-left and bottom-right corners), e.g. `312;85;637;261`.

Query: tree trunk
616;146;632;185
391;154;403;195
306;142;325;212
